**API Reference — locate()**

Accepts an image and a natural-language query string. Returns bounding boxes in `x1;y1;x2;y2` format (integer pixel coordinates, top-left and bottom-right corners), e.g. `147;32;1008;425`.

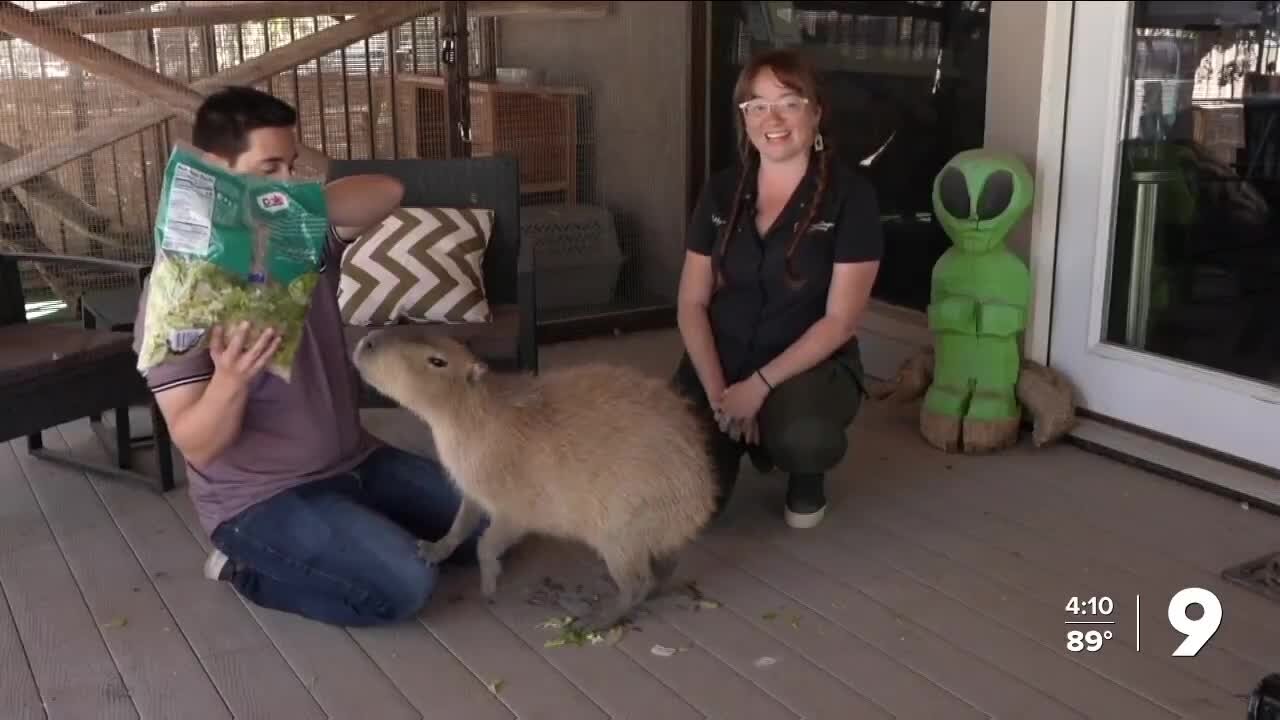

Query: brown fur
351;332;718;631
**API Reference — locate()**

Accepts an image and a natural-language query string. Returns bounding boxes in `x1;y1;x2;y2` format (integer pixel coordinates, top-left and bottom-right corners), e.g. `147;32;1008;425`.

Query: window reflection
1109;1;1280;385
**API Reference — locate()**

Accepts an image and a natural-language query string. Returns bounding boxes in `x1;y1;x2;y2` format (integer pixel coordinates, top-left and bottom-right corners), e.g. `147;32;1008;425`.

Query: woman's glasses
738;96;809;119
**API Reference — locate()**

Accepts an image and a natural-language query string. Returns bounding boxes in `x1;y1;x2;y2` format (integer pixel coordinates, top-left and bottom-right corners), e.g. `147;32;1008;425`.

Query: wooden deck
3;329;1278;720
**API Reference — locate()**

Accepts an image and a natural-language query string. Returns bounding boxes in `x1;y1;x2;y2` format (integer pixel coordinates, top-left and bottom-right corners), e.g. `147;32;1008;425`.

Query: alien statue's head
932;149;1034;253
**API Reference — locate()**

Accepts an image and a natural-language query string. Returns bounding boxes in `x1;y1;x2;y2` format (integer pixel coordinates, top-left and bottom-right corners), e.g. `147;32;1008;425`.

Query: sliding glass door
1052;1;1280;470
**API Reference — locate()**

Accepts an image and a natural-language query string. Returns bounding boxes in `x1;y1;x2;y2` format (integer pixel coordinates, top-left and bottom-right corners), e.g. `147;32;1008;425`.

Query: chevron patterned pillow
337;207;495;326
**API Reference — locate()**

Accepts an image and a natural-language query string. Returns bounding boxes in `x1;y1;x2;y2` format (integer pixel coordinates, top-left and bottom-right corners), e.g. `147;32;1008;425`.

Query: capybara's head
352;331;488;409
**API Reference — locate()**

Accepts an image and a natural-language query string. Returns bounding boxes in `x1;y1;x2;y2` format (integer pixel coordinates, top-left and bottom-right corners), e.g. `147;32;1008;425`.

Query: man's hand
209;321;281;388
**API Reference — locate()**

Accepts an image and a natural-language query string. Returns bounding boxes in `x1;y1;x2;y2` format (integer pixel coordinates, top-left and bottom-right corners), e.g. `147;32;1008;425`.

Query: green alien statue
862;149;1078;451
921;148;1034;452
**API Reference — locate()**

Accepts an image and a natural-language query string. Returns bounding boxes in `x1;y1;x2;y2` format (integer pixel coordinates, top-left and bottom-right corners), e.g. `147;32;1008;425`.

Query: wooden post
440;0;471;159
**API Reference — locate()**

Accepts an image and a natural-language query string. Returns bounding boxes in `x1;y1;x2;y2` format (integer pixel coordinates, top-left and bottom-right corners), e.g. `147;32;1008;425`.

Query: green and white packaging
136;143;329;382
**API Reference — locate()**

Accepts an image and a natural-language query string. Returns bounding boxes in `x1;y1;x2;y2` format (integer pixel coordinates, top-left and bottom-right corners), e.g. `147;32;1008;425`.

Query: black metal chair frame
0;250;175;492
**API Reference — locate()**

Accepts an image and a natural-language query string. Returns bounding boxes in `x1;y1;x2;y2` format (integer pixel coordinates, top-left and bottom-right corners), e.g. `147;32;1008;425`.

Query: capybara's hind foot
648;553;678;600
583;547;655;633
574;608;628;635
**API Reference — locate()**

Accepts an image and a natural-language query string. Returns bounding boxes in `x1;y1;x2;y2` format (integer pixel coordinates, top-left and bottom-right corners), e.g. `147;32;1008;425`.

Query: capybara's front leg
417;495;484;565
477;518;524;600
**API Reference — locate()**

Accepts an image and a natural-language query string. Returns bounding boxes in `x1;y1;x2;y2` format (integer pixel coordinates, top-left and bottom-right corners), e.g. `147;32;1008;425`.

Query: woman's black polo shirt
687;156;884;384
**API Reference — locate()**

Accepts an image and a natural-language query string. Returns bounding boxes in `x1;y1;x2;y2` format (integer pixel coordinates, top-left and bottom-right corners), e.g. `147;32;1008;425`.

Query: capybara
352;331;718;631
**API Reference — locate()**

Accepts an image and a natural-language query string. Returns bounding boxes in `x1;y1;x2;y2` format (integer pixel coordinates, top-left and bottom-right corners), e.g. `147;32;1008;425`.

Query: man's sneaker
784;473;827;529
203;549;230;581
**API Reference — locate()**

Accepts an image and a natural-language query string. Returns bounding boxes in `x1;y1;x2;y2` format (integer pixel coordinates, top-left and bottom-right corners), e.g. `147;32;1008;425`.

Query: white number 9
1168;587;1222;657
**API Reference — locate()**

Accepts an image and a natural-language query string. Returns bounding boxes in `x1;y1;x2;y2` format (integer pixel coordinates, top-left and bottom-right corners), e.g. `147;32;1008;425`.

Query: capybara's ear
467;361;488;384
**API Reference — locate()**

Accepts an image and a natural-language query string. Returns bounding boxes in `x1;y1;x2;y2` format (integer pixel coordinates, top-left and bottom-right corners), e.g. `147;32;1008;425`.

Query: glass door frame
1049;0;1280;471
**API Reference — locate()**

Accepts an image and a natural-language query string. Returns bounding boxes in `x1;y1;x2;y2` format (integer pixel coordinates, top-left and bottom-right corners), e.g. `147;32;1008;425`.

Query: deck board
856;431;1280;674
347;612;517;720
675;544;991;719
11;431;231;720
53;421;327;720
855;467;1264;699
0;513;45;720
853;505;1244;716
0;440;138;720
415;571;613;720
165;490;428;720
1;329;1277;720
698;525;1090;719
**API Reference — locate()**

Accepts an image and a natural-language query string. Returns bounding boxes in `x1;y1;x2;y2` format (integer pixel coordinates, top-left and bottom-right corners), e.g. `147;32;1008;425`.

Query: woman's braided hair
713;49;831;290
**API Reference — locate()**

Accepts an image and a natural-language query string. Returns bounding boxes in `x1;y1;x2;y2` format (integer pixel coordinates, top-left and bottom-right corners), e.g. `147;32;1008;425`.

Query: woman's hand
713;413;761;445
717;373;770;427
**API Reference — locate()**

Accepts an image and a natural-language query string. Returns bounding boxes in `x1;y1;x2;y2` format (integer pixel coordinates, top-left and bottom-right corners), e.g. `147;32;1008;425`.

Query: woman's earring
813;132;825;152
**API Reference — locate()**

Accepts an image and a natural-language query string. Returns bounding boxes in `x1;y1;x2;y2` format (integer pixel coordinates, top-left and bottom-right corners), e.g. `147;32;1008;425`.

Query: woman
674;49;883;528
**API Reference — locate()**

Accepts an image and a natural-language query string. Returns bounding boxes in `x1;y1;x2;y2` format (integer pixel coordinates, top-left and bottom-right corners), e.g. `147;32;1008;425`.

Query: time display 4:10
1066;596;1114;615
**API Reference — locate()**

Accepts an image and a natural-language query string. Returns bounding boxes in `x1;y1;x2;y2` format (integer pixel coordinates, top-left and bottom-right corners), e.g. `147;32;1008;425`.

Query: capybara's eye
429;356;448;368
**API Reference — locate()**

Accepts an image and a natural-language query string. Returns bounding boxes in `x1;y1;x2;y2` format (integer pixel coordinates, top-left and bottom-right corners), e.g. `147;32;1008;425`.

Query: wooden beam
0;2;430;192
0;1;160;42
0;142;143;249
0;2;217;117
45;1;608;33
40;1;160;18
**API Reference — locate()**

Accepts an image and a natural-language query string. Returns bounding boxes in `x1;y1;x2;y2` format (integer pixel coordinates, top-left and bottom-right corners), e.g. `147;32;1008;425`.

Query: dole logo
257;191;289;212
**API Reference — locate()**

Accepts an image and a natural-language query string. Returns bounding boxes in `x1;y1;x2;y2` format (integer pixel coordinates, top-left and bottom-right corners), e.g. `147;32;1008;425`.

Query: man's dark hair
192;86;297;161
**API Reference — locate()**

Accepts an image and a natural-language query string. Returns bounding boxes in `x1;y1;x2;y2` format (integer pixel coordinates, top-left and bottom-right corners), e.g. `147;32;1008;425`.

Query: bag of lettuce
136;143;329;383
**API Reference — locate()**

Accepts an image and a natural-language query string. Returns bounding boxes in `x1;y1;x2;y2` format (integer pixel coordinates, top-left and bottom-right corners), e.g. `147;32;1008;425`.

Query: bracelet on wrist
756;369;774;390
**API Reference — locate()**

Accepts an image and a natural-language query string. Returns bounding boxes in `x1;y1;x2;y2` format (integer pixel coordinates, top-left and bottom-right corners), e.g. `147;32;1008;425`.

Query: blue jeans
209;445;484;627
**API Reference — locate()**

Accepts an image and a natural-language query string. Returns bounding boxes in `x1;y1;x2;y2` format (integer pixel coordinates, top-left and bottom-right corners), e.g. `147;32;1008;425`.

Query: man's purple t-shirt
132;229;380;536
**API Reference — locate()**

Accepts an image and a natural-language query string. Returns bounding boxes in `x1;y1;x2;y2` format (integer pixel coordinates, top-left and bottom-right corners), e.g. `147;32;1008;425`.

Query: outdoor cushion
337;206;495;326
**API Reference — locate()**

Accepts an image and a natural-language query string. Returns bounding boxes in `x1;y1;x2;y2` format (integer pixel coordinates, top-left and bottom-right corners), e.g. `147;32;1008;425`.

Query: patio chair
0;250;175;492
326;154;538;407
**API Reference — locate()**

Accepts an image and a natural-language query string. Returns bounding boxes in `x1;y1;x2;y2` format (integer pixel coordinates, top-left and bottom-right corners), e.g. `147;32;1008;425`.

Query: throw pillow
338;206;494;325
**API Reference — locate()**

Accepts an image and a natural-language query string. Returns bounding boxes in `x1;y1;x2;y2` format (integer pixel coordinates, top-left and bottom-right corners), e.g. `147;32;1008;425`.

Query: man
133;86;479;627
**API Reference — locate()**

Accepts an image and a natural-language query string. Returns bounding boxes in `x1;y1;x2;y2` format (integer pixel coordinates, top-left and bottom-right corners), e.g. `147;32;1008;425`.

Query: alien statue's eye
938;167;971;220
976;170;1014;221
429;356;448;368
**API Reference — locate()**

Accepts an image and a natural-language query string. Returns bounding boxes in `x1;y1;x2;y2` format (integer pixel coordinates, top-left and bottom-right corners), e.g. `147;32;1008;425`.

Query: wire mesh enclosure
0;0;692;331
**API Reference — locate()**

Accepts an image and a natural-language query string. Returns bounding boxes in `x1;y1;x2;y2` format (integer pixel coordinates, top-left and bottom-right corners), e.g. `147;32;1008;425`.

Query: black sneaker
785;473;827;529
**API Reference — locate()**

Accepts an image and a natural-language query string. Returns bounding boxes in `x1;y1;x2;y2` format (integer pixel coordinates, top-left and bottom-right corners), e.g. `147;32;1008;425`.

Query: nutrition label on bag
161;162;216;256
